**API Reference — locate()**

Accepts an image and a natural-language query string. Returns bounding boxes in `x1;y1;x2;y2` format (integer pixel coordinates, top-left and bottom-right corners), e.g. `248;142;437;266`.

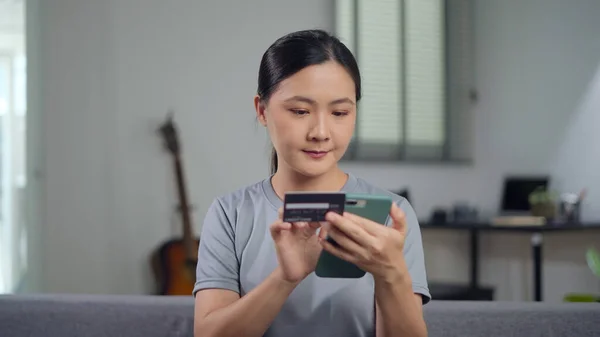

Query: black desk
420;221;600;301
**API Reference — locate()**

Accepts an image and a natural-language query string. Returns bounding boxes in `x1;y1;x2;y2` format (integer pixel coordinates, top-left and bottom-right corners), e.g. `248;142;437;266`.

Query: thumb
390;203;406;232
270;219;291;237
318;222;329;240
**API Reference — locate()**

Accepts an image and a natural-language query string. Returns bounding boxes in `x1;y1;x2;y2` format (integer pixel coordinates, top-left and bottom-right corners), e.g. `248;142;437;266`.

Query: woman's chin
292;161;336;178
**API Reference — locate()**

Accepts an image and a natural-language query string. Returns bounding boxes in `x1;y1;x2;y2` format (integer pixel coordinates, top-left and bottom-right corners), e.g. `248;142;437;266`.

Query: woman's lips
303;150;329;159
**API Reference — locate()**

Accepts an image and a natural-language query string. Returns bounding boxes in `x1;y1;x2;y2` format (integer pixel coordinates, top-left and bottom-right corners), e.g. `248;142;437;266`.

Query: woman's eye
291;109;309;115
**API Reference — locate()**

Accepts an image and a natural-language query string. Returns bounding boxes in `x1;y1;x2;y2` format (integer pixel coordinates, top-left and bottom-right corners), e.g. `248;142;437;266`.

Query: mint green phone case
315;193;393;278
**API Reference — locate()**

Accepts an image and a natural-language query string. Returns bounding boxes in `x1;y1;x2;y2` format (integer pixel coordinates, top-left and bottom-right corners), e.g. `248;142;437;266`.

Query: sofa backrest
1;294;599;337
424;300;600;337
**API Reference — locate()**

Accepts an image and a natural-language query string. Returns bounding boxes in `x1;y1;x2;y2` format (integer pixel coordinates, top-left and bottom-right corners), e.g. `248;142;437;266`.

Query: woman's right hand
270;208;327;284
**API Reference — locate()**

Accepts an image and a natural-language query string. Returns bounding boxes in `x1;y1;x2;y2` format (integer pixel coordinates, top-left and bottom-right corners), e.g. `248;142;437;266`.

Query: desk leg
470;229;479;288
531;232;543;301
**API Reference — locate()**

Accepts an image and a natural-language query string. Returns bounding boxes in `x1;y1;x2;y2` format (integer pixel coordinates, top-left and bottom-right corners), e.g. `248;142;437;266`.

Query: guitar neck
173;153;195;259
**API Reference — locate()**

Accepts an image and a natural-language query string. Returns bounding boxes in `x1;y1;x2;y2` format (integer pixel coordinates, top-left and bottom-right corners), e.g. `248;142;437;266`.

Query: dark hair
257;29;362;175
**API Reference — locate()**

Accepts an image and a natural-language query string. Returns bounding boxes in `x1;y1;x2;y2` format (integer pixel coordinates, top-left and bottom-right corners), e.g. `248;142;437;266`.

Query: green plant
586;247;600;279
562;247;600;303
528;186;558;205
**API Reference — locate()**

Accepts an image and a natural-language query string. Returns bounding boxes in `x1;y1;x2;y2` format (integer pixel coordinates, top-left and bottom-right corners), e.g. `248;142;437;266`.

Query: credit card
283;192;346;222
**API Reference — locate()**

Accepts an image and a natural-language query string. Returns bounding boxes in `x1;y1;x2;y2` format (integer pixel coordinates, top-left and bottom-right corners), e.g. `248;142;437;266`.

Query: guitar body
151;237;200;296
152;112;200;296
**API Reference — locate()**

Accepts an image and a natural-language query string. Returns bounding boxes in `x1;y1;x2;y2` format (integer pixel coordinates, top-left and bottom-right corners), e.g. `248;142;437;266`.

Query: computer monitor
500;176;550;212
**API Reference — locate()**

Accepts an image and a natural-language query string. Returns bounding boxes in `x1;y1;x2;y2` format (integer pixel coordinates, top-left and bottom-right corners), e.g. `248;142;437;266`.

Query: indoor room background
1;0;599;303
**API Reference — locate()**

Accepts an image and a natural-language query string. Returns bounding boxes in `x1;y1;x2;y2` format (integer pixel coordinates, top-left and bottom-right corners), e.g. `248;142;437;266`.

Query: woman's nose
307;114;331;141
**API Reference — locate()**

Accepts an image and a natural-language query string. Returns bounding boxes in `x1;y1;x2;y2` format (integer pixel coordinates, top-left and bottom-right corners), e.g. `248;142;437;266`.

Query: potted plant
528;186;557;219
563;247;600;302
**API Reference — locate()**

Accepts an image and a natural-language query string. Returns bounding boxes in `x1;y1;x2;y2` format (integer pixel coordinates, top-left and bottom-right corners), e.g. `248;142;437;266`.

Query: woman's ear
254;95;267;127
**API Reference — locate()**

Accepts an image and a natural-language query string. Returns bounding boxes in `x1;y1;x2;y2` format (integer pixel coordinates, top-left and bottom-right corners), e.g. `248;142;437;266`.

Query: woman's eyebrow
329;97;355;106
284;96;355;106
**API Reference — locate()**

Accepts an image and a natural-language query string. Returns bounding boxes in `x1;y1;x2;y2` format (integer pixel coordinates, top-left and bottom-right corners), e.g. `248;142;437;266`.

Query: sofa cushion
0;294;193;337
1;294;600;337
424;300;600;337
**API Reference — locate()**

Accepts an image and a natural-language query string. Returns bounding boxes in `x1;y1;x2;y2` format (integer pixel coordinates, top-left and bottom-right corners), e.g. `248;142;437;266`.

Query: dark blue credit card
283;192;346;222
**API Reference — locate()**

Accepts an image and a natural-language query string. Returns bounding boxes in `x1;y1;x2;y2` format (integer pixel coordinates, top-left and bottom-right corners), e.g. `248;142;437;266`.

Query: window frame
337;0;475;164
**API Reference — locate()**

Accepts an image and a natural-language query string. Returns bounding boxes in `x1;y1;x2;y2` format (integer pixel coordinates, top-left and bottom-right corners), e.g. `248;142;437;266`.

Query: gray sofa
1;294;600;337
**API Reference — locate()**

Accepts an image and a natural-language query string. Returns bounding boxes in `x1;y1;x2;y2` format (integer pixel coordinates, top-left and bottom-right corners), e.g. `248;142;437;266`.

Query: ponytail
270;147;278;175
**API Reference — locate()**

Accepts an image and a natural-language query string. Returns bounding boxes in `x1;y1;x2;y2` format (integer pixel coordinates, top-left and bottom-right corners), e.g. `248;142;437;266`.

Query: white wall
345;0;600;301
30;0;600;300
550;64;600;222
35;0;333;295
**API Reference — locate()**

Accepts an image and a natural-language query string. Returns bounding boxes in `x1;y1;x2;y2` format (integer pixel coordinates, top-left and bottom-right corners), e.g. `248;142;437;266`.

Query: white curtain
0;0;30;294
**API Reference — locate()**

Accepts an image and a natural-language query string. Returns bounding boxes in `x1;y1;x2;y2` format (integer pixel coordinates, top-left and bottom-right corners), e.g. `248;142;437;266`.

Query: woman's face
256;61;357;177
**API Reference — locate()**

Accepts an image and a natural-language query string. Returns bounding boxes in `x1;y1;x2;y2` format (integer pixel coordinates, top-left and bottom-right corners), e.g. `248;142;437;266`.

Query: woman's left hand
320;202;407;282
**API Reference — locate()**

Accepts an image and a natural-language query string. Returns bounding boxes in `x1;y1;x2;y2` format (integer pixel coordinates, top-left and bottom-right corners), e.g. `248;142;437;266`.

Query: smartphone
315;193;393;278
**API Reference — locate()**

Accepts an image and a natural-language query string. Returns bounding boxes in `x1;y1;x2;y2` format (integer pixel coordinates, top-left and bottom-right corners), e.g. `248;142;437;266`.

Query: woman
193;29;430;337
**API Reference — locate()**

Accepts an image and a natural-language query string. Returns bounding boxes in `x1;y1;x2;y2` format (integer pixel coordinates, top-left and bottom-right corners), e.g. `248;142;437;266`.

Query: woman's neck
270;167;348;200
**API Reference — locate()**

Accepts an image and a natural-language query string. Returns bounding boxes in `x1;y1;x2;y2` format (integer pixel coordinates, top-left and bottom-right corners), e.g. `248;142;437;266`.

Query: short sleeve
398;198;431;304
193;198;240;297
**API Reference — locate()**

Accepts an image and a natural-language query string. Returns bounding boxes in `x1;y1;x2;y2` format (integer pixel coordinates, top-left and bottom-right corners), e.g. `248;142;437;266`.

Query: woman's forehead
272;63;356;102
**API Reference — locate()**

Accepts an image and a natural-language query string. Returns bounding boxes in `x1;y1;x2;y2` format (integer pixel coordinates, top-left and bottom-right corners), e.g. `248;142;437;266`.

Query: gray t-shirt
193;173;430;337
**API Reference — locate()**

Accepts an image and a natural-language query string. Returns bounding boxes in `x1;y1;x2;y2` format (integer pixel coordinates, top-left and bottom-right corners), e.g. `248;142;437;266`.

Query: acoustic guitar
151;112;200;296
